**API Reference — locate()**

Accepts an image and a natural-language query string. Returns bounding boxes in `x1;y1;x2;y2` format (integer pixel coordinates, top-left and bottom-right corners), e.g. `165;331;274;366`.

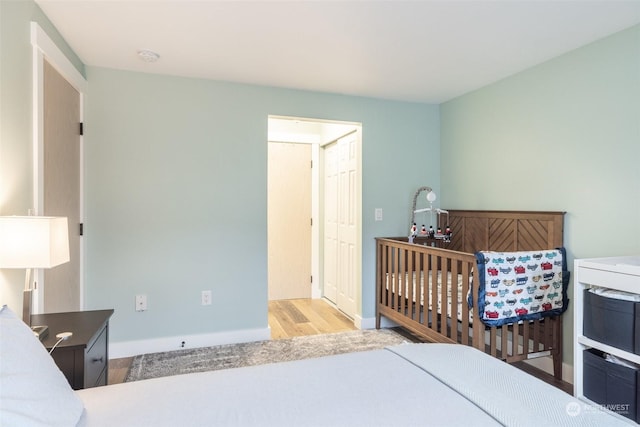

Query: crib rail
375;237;563;378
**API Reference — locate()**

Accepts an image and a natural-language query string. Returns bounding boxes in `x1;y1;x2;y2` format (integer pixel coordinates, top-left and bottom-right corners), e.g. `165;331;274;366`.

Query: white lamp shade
0;216;70;268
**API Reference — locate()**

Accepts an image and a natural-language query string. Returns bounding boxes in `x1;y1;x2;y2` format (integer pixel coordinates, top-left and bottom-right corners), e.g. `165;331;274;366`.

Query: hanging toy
420;225;428;235
410;223;417;237
444;225;452;242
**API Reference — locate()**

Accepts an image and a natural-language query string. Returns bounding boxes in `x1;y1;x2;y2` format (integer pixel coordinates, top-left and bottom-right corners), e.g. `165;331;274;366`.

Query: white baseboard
358;315;398;330
109;327;271;359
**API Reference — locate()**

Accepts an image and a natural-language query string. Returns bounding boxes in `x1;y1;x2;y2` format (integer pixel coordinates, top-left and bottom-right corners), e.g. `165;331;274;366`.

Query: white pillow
0;305;85;426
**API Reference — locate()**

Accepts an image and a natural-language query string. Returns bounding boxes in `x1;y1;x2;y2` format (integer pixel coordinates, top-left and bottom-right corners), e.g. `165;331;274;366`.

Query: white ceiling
35;0;640;103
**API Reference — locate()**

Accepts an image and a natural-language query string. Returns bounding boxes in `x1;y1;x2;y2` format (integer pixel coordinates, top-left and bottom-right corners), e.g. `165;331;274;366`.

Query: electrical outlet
375;208;383;221
135;295;147;312
201;290;212;306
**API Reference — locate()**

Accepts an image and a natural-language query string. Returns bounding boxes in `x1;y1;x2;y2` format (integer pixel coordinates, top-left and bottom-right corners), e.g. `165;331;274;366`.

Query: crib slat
440;257;448;338
438;260;445;335
540;319;548;349
406;248;414;321
552;317;563;379
399;247;406;316
502;324;509;358
431;255;439;332
512;322;519;358
533;319;541;351
523;320;530;355
471;267;484;351
490;328;497;357
460;262;469;345
448;260;458;341
421;253;429;328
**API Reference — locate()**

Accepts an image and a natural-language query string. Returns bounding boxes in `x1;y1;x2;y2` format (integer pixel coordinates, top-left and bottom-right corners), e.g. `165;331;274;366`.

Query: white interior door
268;142;312;300
323;141;338;303
336;132;358;317
322;130;360;318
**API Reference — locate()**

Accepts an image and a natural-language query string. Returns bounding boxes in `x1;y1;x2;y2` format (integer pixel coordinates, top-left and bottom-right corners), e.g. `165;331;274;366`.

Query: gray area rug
125;329;408;382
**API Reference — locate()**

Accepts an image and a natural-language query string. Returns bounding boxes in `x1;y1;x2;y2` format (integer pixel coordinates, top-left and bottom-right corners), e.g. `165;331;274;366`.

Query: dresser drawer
84;325;107;387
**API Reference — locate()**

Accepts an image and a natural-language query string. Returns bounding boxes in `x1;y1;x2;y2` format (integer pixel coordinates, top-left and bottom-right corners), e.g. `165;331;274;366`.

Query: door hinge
311;275;313;284
310;160;313;168
79;122;84;136
310;218;313;226
79;223;84;236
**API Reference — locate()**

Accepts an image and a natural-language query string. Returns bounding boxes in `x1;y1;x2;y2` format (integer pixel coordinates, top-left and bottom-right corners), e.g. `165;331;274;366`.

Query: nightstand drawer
85;325;107;387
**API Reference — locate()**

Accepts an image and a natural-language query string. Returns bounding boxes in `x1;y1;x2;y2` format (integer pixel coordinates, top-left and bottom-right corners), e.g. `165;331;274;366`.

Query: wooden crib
375;210;566;379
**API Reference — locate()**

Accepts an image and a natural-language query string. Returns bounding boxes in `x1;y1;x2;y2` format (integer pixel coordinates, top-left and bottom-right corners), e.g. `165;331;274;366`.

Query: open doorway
267;116;362;322
32;23;87;314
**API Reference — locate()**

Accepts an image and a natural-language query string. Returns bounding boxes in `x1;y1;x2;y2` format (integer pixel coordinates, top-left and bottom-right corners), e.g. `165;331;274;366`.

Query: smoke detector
137;49;160;63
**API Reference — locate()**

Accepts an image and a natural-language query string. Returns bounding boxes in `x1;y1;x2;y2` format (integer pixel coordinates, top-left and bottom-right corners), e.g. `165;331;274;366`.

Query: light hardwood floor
268;298;356;339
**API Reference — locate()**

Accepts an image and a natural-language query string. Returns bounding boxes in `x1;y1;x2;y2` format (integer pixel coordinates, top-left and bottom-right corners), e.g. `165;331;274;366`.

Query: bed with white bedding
0;305;630;427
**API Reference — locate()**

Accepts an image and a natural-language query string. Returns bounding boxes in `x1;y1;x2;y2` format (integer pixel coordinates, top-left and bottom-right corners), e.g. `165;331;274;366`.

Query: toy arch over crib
409;186;452;243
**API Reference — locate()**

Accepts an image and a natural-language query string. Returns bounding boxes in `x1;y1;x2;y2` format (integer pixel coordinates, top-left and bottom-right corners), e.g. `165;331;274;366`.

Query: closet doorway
267;116;361;321
42;59;82;313
31;24;87;314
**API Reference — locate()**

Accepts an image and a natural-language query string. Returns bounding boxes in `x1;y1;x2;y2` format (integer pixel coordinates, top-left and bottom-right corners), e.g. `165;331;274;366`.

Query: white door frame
30;22;87;312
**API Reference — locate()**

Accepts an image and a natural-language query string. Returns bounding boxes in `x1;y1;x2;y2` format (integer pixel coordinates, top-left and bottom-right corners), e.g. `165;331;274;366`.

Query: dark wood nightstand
31;309;114;390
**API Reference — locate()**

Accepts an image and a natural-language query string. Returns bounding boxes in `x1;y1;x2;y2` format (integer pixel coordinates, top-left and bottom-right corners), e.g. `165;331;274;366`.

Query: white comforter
76;343;628;427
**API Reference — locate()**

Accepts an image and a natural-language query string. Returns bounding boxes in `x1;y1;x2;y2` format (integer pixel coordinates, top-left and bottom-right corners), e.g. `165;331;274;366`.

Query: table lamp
0;216;70;340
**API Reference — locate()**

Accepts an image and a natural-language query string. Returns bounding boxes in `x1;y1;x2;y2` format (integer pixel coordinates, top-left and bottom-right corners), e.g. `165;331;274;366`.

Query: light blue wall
440;24;640;366
84;67;440;343
0;0;84;310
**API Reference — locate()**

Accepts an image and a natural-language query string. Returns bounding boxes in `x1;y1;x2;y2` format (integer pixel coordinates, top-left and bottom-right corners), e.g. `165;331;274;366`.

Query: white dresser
574;256;640;423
